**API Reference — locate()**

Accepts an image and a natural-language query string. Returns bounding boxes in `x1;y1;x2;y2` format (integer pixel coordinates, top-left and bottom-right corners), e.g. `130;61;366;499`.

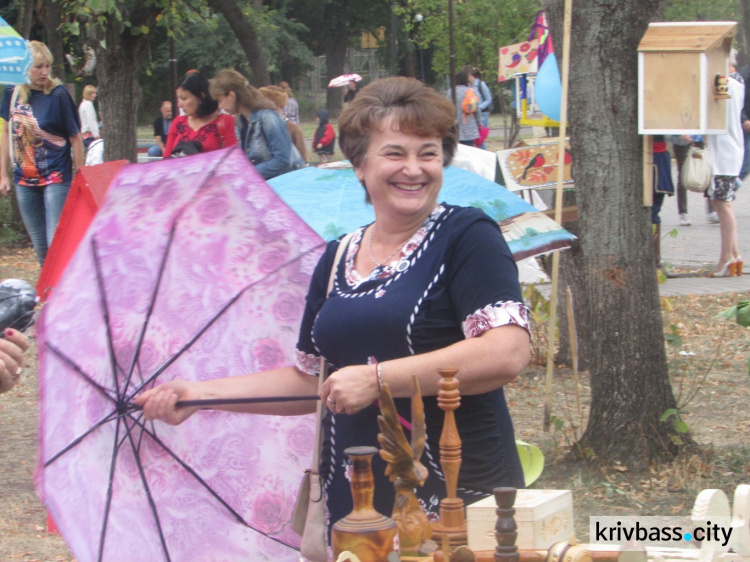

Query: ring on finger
13;367;22;380
327;397;336;405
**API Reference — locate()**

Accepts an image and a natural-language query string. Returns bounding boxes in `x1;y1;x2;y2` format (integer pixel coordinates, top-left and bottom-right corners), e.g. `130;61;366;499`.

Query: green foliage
660;408;689;433
664;324;682;347
661;0;740;22
715;300;750;327
399;0;539;83
0;194;28;247
715;301;750;374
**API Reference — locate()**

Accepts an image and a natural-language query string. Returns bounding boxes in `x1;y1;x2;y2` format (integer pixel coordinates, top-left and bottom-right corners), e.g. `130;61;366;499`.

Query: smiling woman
137;77;531;549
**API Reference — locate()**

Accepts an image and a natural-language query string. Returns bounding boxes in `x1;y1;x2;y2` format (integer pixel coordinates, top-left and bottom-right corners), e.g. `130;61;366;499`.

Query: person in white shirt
707;51;745;277
78;85;100;148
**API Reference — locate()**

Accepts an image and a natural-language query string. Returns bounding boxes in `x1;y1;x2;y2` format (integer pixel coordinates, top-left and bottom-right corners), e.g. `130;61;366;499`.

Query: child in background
313;109;335;164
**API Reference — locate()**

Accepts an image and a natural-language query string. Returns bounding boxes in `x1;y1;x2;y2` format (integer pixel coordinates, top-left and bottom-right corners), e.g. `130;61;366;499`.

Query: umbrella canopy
37;160;128;302
37;147;325;561
0;16;32;85
327;73;362;88
268;163;575;261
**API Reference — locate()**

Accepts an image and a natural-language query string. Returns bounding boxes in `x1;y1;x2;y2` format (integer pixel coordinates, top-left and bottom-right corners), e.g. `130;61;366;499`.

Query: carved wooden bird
377;377;431;549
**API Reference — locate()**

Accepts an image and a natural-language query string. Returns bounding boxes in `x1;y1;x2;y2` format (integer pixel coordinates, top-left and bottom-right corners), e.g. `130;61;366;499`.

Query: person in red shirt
163;73;237;158
313;109;336;163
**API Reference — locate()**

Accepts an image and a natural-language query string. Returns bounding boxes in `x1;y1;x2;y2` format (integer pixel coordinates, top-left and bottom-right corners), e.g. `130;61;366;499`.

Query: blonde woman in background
79;84;100;148
209;69;295;179
259;85;307;165
0;41;83;266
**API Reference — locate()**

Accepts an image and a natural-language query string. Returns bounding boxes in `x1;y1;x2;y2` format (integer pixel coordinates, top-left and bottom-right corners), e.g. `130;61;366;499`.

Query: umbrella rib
126;413;300;550
124;243;325;404
123;417;173;562
120;146;239;399
44;342;118;405
97;416;129;562
126;413;249;525
90;236;126;397
123;223;177;396
44;409;120;467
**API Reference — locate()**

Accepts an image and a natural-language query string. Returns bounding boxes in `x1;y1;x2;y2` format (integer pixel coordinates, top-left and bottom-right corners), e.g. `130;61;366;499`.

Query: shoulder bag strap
8;86;19;166
311;232;354;470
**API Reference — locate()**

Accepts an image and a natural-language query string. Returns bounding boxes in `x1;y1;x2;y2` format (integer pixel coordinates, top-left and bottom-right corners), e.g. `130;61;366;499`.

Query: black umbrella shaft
175;395;320;408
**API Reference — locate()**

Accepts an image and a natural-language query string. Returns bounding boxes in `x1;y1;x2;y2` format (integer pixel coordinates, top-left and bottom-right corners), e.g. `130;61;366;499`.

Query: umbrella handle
176;395;320;408
129;395;320;411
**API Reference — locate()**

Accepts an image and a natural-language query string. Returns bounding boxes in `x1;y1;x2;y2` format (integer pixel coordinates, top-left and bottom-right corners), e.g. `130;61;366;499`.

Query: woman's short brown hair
338;77;457;169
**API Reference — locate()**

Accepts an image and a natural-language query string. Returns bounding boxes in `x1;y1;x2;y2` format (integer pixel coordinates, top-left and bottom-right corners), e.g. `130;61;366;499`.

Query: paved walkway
536;166;750;298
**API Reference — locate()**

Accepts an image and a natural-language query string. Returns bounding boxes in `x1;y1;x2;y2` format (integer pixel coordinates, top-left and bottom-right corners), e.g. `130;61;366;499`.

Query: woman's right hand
0;176;10;196
136;380;201;425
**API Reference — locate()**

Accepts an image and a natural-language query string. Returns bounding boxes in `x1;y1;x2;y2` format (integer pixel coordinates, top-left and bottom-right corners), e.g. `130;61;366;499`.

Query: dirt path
1;246;749;560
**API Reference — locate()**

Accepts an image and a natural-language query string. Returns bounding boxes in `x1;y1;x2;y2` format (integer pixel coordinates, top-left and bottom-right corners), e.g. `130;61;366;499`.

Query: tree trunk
211;0;270;87
740;0;750;63
543;0;684;464
44;0;64;81
96;25;144;163
324;20;347;116
16;0;34;39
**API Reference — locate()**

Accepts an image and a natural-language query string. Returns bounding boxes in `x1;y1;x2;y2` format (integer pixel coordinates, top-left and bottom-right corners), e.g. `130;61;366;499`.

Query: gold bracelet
376;362;384;390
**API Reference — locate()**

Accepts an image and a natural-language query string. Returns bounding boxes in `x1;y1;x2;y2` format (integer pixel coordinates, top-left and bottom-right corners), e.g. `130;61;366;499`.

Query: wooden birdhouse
638;21;737;135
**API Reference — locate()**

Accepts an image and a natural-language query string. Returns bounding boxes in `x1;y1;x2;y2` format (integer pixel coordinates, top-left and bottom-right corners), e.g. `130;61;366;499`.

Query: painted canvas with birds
497;140;574;191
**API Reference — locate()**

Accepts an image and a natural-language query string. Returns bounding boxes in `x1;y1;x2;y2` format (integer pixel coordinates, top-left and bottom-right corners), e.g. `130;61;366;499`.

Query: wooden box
638;22;736;135
466;489;573;552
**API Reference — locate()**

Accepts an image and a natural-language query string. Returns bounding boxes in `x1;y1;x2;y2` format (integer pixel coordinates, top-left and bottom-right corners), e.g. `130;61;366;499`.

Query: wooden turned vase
331;446;401;562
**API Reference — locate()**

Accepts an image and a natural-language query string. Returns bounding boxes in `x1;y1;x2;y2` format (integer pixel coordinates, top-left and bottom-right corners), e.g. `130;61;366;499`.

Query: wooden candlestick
493;488;519;562
431;367;467;547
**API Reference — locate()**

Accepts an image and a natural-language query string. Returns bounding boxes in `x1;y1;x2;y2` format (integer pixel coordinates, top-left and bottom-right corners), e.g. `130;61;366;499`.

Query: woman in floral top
139;77;530;545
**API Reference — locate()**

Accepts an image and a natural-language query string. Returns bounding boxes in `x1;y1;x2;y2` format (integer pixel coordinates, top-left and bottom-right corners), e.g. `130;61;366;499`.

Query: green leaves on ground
715;301;750;327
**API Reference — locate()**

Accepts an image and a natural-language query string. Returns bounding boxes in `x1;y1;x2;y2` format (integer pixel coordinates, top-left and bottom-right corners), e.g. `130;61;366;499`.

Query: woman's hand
0;329;30;394
320;364;380;415
135;380;202;425
0;176;10;196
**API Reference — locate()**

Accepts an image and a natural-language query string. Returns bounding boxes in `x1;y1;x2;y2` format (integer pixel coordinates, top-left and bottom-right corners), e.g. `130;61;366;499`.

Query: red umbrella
37;147;325;561
37;160;128;302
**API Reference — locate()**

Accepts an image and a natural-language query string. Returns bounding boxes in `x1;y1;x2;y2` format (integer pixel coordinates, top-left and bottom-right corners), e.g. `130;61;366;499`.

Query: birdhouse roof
638;22;736;53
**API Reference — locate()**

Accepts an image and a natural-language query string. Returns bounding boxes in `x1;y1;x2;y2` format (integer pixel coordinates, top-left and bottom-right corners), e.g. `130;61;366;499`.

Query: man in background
148;101;173;159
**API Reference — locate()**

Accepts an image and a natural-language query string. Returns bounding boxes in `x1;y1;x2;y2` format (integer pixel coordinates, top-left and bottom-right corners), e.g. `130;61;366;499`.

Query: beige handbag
681;146;712;192
291;233;353;562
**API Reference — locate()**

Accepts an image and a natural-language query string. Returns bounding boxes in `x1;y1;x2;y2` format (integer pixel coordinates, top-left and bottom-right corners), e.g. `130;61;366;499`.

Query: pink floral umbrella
36;147;325;561
327;73;363;88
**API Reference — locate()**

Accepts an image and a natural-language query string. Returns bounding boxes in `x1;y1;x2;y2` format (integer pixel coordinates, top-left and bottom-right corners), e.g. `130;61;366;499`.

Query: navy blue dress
295;204;529;532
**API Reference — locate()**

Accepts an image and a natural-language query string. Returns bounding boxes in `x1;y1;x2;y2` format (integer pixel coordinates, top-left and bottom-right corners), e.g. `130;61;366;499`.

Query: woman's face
177;87;201;117
354;116;443;223
215;91;238;115
28;59;51;89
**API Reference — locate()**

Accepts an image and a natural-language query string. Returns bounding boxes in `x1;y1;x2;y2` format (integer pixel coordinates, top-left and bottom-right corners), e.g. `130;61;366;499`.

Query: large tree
60;0;280;162
283;0;391;114
542;0;685;463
